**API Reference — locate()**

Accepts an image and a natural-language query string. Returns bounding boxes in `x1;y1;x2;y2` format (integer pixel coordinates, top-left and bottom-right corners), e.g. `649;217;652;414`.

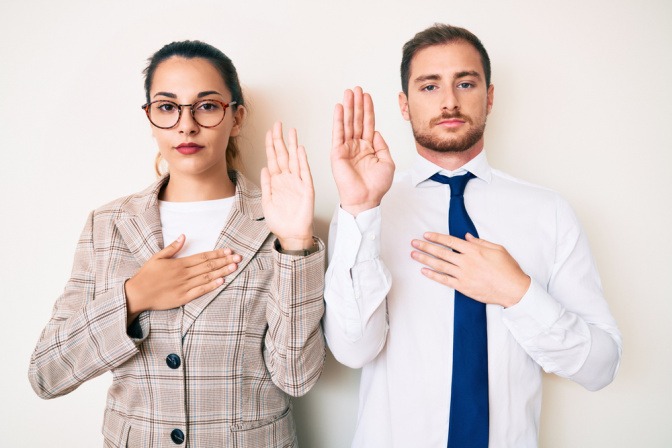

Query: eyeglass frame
141;99;238;129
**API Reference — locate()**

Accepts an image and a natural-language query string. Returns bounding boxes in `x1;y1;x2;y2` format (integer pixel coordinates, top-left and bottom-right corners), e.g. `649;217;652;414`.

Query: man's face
399;41;494;157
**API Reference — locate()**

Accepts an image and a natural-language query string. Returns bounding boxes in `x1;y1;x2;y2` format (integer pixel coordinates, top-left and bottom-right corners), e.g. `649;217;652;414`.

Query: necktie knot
430;172;475;197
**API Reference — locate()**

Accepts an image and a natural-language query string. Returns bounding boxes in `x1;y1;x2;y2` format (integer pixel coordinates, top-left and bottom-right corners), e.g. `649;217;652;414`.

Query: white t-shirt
159;197;234;258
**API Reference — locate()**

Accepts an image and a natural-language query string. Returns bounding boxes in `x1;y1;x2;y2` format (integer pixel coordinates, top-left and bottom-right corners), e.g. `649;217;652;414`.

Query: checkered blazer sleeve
264;240;326;397
28;211;141;399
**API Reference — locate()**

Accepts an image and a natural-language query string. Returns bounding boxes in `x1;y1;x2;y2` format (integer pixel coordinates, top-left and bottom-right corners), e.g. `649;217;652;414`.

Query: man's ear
230;105;247;137
398;92;410;121
486;84;494;115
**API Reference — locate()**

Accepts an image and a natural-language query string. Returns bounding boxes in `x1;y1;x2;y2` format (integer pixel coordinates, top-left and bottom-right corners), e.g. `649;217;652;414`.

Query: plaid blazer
29;172;326;447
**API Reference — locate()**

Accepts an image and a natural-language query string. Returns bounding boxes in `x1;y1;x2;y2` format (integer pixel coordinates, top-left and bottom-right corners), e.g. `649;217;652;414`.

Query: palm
332;138;394;208
263;170;314;241
332;87;395;215
261;122;315;249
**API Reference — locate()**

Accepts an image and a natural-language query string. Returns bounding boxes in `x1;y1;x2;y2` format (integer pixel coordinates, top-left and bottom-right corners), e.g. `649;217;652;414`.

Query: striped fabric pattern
29;172;326;447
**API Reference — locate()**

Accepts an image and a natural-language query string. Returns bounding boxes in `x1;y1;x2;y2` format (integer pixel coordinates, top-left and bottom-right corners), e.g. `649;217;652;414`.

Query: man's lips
175;143;204;155
435;118;466;128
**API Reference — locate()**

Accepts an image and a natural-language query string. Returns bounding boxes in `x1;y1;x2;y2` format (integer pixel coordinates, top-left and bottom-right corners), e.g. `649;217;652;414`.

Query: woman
29;40;325;447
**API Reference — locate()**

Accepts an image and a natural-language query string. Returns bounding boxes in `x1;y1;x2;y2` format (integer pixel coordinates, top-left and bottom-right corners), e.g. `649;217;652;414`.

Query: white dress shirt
324;151;622;448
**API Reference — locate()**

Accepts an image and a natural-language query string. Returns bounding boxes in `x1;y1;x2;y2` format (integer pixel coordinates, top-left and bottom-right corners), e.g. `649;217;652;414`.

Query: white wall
2;0;671;446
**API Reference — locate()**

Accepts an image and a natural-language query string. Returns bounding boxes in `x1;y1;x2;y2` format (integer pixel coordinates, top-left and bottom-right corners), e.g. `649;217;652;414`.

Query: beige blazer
29;172;326;447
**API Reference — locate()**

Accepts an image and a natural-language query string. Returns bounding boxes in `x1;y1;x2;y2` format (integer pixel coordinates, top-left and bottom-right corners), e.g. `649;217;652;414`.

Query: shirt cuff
333;206;381;268
502;278;563;337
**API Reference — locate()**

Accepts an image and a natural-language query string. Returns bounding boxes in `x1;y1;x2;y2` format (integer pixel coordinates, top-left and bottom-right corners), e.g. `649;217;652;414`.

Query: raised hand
410;232;531;308
261;121;315;251
332;86;395;216
124;235;241;322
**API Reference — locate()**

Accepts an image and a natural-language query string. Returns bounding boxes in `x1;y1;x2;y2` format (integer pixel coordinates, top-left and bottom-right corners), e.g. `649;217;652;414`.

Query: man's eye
422;85;438;92
457;82;474;89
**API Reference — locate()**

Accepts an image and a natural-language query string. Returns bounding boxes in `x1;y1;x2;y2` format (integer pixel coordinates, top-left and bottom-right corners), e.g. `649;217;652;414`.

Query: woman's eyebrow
153;91;177;99
197;90;223;98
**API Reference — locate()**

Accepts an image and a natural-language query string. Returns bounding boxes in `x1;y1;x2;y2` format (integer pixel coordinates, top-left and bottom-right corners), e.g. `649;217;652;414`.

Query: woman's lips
175;143;204;155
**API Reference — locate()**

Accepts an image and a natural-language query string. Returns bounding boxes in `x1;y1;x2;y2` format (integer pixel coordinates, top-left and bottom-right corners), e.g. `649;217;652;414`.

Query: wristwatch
274;237;319;256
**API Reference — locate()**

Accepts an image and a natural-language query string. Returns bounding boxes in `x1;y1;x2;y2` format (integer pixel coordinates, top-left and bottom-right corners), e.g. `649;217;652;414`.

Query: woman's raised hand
124;235;241;323
331;86;395;216
261;121;315;251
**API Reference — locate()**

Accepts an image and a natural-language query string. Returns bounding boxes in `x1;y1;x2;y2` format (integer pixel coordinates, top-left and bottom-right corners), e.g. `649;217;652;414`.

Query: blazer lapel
181;172;270;335
114;176;167;267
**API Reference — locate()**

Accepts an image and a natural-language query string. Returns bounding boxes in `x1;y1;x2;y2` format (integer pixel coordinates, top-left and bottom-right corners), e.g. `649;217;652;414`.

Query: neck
416;139;484;171
160;169;236;202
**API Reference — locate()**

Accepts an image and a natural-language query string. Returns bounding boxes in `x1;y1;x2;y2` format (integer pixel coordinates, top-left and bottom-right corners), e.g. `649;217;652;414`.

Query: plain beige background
2;0;671;446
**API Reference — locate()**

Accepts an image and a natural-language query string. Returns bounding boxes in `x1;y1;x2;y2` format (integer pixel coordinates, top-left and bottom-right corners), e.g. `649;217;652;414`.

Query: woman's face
149;56;244;179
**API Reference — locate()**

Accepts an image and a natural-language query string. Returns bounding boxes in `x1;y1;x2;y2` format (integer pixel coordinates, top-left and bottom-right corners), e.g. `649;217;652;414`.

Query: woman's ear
230;105;247;137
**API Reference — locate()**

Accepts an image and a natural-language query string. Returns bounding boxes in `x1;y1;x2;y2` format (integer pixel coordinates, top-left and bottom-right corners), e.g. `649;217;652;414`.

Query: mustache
430;112;472;126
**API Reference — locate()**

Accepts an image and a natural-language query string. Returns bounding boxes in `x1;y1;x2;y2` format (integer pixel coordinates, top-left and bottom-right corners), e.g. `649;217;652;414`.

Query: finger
185;252;242;280
265;129;280;175
272;121;290;172
423;232;471;253
183;276;225;304
297;145;314;190
156;234;185;259
373;131;390;154
420;267;459;289
287;127;300;175
188;259;240;285
260;166;272;203
353;86;364;140
362;92;375;142
181;247;229;268
465;233;500;249
343;89;354;141
332;104;345;149
411;239;460;267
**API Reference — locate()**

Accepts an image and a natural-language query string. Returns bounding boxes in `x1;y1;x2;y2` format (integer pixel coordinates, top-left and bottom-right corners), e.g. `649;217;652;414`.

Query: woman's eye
156;102;176;112
197;101;221;112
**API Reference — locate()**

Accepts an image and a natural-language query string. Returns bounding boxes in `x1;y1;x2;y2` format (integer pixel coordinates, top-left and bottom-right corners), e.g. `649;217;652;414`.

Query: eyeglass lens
148;100;227;128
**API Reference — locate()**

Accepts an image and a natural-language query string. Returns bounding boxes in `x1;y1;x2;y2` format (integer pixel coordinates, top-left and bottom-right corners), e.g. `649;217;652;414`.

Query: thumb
373;131;392;160
157;234;185;259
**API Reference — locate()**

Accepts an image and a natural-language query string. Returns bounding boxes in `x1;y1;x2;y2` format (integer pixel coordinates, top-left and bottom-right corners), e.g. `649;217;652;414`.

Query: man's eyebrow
454;70;481;80
413;74;442;84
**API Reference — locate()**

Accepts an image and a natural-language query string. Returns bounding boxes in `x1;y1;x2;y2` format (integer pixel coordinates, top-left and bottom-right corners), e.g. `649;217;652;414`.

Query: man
324;24;621;447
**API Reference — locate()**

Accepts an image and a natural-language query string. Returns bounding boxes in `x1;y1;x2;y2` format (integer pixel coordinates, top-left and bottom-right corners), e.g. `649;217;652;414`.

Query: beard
411;112;487;153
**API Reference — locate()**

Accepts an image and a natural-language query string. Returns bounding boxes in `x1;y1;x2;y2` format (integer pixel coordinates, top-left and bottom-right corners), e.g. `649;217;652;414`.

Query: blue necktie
430;172;489;448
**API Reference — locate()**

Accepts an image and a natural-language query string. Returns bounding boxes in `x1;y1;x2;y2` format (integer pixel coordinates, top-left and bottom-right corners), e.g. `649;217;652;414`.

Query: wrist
340;201;380;217
275;237;319;256
124;278;147;319
501;274;531;308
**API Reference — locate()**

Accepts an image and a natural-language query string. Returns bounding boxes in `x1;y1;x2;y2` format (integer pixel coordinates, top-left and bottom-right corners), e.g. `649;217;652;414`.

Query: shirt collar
411;150;493;187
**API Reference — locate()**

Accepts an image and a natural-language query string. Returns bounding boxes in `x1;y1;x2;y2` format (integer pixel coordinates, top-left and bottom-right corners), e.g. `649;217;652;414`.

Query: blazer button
166;354;181;369
170;428;185;444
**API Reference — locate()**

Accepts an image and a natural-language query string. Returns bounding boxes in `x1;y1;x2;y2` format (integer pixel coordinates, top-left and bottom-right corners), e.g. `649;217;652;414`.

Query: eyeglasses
141;99;237;129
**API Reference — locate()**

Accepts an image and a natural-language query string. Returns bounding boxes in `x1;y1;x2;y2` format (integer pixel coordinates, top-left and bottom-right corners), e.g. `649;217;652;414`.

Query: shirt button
170;428;185;444
166;354;181;369
368;233;376;240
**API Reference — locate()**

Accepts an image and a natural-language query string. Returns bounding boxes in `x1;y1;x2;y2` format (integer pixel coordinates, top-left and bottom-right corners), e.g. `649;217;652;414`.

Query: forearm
323;206;391;368
264;241;326;397
502;279;621;390
29;282;143;399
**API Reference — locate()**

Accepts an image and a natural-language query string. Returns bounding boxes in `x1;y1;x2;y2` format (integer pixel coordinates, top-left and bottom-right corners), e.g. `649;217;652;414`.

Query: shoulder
90;176;166;222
